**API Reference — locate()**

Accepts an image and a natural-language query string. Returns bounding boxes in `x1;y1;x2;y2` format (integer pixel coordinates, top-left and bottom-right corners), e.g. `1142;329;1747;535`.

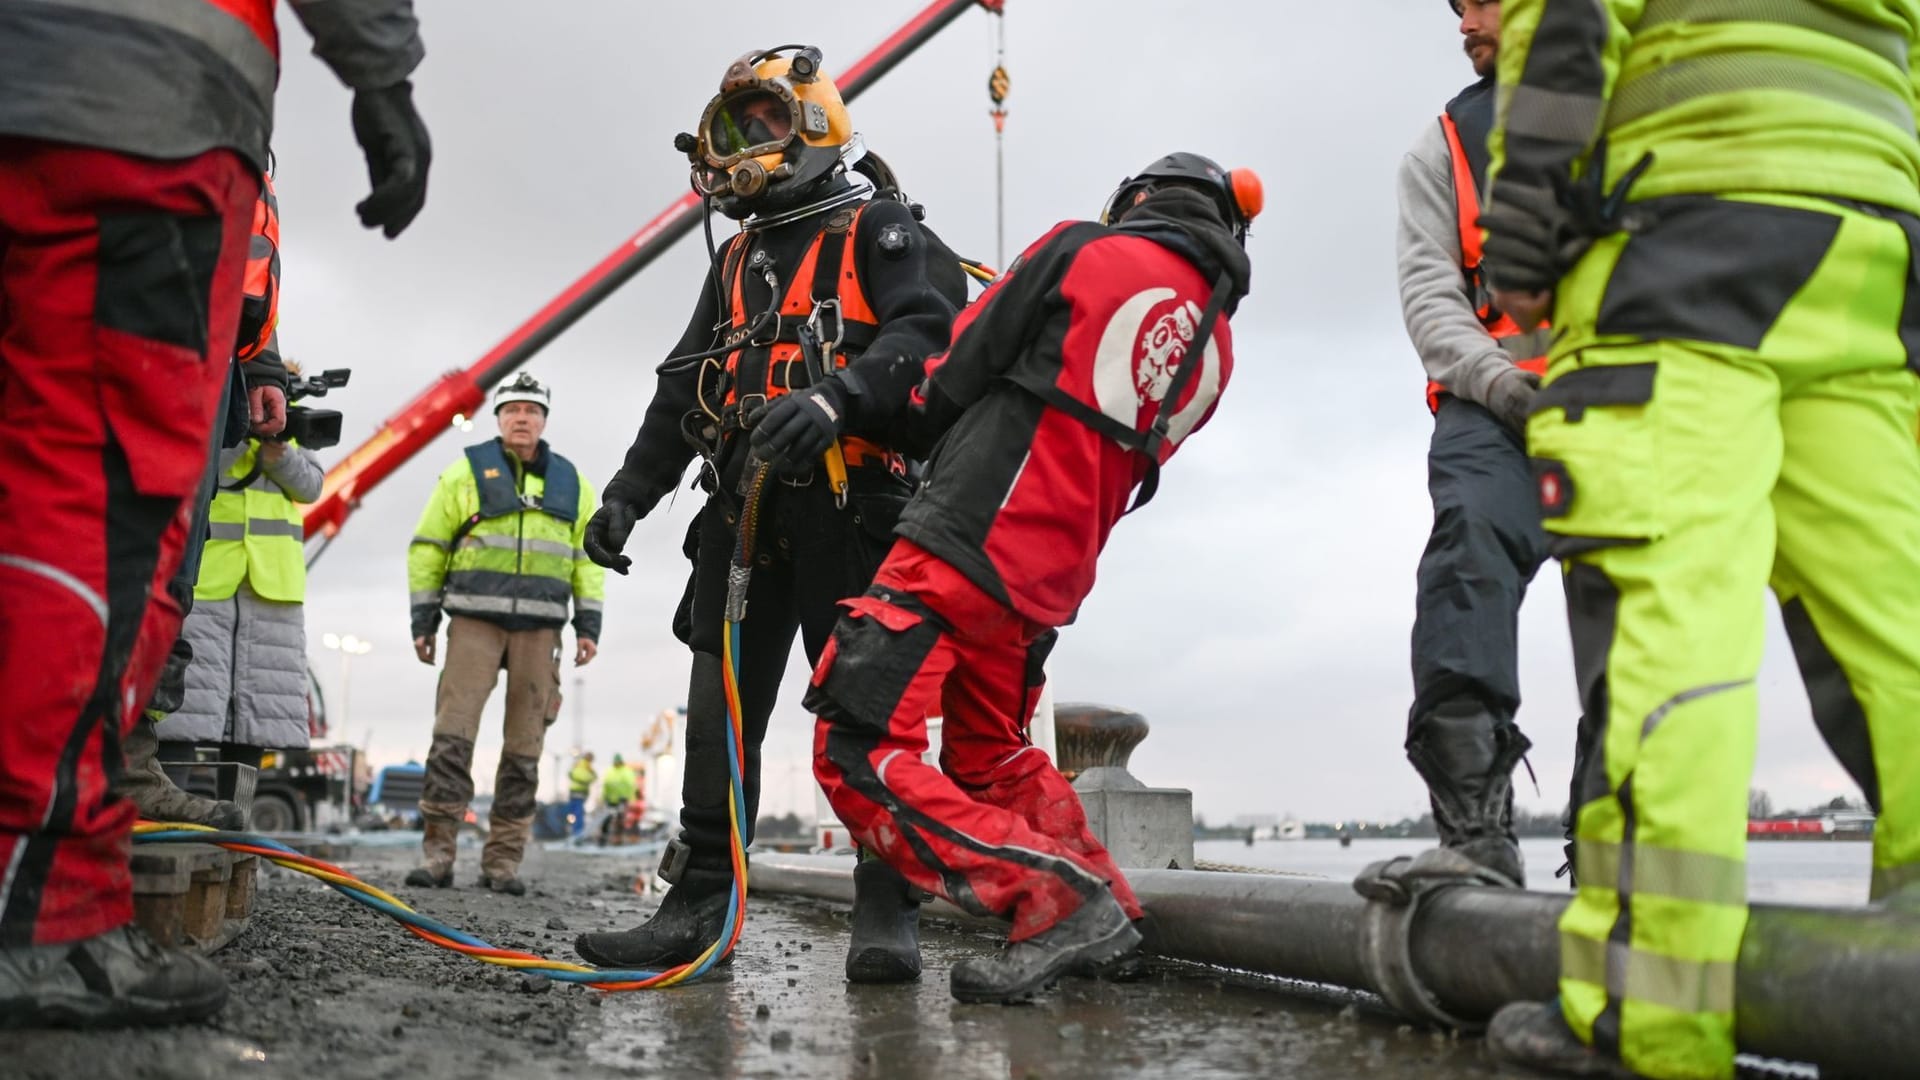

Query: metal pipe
749;853;1920;1076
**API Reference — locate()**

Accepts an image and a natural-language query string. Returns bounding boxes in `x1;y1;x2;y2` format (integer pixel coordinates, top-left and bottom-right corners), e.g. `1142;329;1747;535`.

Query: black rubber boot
574;867;736;968
1485;1002;1642;1078
950;889;1140;1005
845;858;924;984
1407;698;1529;887
0;924;227;1029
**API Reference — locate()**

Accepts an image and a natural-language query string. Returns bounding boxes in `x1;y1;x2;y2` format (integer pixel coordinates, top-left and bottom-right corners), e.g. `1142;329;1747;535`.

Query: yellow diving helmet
678;45;856;220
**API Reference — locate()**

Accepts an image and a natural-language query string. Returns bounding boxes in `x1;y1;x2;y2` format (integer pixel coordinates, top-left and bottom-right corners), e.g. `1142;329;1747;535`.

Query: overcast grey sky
271;0;1857;825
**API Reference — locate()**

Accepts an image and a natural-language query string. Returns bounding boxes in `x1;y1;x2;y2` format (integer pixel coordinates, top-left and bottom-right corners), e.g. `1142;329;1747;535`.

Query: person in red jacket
0;0;430;1029
805;153;1259;1004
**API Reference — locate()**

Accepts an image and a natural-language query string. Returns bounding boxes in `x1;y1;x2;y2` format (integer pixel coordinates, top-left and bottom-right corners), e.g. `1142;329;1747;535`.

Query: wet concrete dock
5;842;1511;1079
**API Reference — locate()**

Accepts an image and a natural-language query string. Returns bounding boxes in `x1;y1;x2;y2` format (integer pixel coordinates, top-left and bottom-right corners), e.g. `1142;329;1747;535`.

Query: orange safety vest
715;204;899;471
236;175;280;362
1425;112;1549;412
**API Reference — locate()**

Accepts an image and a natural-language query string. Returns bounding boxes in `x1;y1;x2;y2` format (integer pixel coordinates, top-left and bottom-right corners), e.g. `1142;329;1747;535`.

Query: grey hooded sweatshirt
1395;80;1515;410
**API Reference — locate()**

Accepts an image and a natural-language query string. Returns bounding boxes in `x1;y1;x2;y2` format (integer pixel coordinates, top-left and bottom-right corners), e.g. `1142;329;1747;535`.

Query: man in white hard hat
404;372;604;895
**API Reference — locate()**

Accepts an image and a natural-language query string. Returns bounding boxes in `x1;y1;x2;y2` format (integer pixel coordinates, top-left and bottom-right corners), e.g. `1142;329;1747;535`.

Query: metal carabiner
806;298;845;365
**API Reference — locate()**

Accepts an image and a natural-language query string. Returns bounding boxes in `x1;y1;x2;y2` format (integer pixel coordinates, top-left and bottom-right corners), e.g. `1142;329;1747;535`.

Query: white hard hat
493;371;551;414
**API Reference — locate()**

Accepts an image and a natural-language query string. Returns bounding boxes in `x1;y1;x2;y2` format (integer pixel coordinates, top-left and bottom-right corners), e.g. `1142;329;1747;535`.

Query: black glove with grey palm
350;80;432;238
1478;148;1654;294
584;475;644;575
1485;367;1541;435
750;377;853;471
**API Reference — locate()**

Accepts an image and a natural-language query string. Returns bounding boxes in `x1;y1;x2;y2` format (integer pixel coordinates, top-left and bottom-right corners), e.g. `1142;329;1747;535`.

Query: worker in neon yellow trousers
1473;2;1920;1078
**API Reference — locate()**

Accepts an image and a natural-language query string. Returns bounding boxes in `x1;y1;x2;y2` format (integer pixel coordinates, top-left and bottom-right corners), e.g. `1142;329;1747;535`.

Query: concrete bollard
1053;703;1194;870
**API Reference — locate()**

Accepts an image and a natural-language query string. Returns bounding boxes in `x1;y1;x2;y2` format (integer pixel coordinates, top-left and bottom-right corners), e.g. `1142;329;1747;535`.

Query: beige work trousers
418;615;561;879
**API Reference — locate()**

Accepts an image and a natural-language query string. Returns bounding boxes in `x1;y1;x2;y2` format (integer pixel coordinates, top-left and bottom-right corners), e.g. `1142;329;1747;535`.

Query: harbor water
1195;837;1875;907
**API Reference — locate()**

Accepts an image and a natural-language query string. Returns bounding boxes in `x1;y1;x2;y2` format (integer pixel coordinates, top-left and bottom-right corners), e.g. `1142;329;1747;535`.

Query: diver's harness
660;188;903;512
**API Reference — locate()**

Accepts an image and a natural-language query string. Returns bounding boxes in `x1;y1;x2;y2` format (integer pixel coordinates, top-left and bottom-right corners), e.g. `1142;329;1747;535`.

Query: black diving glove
350;80;432;238
584;476;644;575
751;377;853;470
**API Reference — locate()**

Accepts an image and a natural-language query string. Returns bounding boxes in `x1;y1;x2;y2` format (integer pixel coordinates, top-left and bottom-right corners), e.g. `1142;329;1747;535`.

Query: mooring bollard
1053;703;1195;870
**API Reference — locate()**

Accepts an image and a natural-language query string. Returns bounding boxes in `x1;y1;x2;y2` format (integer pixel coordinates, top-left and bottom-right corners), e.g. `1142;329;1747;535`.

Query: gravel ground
3;841;1509;1080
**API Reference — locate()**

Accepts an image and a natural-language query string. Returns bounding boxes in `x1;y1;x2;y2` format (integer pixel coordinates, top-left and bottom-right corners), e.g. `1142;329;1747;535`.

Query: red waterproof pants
809;540;1141;942
0;140;254;946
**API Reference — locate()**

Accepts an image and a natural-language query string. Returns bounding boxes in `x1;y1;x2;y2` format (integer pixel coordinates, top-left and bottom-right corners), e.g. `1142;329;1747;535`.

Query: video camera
274;367;351;450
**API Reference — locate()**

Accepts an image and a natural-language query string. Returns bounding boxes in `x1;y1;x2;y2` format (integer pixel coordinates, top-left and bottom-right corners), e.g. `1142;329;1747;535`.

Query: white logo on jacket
1137;301;1199;404
1090;286;1221;448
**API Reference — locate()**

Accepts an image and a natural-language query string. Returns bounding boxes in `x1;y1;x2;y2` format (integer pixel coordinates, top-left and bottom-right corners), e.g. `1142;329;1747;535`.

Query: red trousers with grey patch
0;140;255;946
807;540;1141;942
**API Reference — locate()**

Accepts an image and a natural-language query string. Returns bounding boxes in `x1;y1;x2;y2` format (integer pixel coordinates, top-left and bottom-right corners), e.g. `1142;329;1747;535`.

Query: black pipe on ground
748;853;1920;1078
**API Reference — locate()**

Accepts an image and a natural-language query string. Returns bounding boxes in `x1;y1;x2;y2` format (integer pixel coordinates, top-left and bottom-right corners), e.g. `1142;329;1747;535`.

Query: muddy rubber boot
1407;699;1529;887
115;714;245;831
845;857;925;983
405;816;459;888
574;866;736;968
0;923;227;1029
950;890;1140;1005
1485;1002;1642;1078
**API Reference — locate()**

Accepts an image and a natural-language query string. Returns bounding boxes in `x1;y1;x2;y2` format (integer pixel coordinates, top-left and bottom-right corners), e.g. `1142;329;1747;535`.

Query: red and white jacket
890;193;1250;627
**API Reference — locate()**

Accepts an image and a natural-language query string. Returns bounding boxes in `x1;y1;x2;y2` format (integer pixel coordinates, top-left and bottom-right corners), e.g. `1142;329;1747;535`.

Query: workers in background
1477;3;1920;1077
808;153;1257;1003
598;754;639;845
0;0;429;1030
568;752;598;840
154;382;327;790
1393;0;1548;888
406;374;603;896
576;45;959;983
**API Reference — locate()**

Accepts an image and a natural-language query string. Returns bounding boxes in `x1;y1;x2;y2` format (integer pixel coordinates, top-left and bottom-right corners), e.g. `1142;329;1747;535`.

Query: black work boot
1485;1002;1642;1078
845;857;925;984
1407;699;1530;887
0;923;227;1029
1071;918;1150;981
950;889;1140;1005
574;867;736;968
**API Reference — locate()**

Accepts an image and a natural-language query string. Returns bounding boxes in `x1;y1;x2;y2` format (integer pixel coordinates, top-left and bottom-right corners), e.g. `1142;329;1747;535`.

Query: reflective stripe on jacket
407;439;603;637
1491;0;1920;219
197;438;322;603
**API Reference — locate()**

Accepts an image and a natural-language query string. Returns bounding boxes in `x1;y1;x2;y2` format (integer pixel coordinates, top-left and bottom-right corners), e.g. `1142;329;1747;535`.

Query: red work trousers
809;540;1141;942
0;140;255;947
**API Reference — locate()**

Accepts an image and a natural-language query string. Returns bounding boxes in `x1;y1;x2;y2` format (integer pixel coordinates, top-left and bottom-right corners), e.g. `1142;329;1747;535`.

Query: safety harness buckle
735;393;769;429
659;834;694;885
